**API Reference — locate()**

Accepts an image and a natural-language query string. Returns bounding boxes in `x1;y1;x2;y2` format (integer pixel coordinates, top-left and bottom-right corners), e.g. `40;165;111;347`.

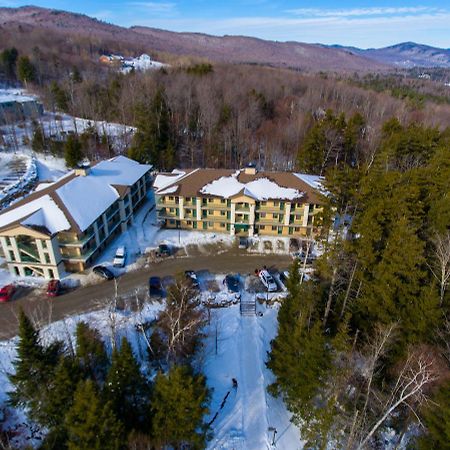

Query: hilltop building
0;156;152;279
154;166;325;238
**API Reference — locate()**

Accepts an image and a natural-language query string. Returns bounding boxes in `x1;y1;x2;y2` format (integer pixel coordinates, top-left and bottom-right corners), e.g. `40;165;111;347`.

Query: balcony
58;233;95;247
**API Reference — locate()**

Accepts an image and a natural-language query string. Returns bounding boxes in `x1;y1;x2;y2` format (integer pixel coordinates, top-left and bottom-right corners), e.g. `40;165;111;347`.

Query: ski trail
238;314;270;449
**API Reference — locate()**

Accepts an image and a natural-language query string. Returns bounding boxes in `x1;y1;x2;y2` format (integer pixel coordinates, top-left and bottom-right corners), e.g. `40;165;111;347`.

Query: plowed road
0;252;292;340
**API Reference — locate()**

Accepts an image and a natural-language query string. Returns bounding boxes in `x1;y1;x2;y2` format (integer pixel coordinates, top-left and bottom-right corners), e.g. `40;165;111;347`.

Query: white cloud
127;1;176;14
285;6;442;18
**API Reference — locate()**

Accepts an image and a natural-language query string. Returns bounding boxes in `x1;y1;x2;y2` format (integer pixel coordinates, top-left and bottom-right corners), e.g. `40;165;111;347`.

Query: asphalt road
0;251;292;340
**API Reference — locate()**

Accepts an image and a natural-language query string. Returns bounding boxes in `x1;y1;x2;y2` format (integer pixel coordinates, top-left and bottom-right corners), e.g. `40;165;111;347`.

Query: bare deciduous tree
429;231;450;306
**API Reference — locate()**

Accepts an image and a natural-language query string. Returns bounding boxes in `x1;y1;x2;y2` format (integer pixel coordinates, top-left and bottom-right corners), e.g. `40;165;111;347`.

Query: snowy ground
203;300;302;449
0;269;301;449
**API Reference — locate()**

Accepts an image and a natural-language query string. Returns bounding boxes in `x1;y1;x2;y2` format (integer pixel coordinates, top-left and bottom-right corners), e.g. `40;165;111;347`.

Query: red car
46;279;62;297
0;284;16;302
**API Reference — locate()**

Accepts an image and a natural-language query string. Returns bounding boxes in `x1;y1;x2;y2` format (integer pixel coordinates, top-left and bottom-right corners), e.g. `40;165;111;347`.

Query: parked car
238;236;248;249
279;270;289;284
291;251;315;264
149;276;163;297
223;274;241;300
0;284;15;302
157;244;171;257
258;269;278;292
185;270;200;289
93;265;115;280
46;279;62;297
113;246;127;267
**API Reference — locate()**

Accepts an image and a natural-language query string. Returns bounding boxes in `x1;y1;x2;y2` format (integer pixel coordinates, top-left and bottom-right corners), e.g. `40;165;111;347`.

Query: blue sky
1;0;450;48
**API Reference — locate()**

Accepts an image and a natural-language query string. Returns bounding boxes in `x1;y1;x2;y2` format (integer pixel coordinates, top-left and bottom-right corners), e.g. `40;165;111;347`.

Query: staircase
240;297;256;316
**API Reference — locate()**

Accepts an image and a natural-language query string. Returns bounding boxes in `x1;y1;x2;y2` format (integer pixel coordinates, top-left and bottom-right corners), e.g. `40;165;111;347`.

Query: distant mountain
0;6;387;73
330;42;450;68
1;6;448;71
129;26;388;72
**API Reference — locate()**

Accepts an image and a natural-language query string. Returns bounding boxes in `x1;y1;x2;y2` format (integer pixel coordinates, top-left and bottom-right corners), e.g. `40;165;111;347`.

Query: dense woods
1;22;450;449
6;278;209;450
268;122;450;449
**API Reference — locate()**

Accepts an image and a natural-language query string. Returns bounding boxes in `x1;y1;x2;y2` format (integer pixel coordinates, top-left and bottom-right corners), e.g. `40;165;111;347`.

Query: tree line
3;277;210;450
268;119;450;449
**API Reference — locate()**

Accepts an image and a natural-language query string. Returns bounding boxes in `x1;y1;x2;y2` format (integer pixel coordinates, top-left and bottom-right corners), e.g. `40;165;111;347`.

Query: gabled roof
155;168;325;204
0;156;152;235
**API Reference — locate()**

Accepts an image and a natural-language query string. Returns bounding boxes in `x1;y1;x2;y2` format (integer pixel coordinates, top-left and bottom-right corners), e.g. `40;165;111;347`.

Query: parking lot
0;251;293;339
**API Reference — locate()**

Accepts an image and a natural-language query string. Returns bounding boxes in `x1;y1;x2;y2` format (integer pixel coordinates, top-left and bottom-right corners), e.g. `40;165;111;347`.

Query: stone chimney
244;162;257;175
75;159;91;177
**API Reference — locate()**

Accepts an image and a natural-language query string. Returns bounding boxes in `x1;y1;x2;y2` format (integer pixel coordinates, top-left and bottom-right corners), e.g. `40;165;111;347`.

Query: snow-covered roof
154;171;187;190
0;156;152;235
294;173;324;191
56;176;120;232
200;174;303;201
0;194;71;234
89;155;151;187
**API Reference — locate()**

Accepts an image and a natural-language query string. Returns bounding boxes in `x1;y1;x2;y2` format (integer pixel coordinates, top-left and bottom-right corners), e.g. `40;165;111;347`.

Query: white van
259;269;278;292
113;246;127;267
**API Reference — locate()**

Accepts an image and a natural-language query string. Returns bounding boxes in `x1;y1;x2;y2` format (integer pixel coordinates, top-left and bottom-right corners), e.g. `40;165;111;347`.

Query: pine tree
418;379;450;450
1;47;18;80
105;337;149;431
129;87;174;168
75;322;108;382
151;365;210;449
65;380;124;450
64;135;84;168
17;56;37;85
8;310;62;420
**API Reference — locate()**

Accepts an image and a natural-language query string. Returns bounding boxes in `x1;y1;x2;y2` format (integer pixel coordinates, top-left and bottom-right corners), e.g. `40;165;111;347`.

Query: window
220;211;226;216
221;199;226;204
175;196;179;203
296;214;302;220
220;222;225;228
5;236;11;246
48;269;54;279
273;201;279;207
8;250;15;261
261;201;267;206
272;226;277;231
44;253;51;264
208;198;214;203
273;213;278;219
260;212;266;218
294;227;300;232
186;197;191;202
187;221;192;225
169;196;174;201
259;225;266;230
169;208;175;213
208;222;213;227
170;220;176;225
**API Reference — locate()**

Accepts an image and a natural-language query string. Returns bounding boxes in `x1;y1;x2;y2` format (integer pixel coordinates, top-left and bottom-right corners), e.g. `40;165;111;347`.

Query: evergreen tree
50;81;69;111
64;135;84;168
8;310;62;419
105;337;149;431
151;365;210;449
1;47;18;80
65;380;124;450
31;121;47;153
17;56;37;85
75;322;108;382
129;87;174;168
418;379;450;450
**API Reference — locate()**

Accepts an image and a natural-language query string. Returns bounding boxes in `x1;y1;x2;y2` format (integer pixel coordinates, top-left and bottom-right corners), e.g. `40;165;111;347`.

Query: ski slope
204;297;302;449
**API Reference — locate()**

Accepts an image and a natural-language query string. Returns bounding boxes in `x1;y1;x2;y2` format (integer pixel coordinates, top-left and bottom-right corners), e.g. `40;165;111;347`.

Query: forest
1;33;450;449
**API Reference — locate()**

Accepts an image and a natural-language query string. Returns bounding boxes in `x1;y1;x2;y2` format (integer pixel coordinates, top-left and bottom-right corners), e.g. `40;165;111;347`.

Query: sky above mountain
1;1;449;48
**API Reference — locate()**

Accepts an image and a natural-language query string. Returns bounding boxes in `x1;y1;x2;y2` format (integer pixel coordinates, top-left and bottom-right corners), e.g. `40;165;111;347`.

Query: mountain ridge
1;6;449;70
